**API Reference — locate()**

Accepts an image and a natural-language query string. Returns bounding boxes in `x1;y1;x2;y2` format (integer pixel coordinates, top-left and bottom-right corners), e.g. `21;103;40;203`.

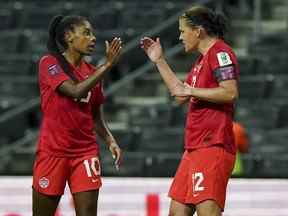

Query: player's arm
155;60;190;105
93;105;117;147
58;38;122;99
153;49;239;103
187;79;238;103
93;106;121;168
175;96;190;105
154;58;238;104
58;63;112;99
141;37;192;105
153;58;193;105
175;64;239;103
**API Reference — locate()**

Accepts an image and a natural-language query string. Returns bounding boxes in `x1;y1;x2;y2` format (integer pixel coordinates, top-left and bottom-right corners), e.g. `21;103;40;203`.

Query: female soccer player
141;5;238;216
32;15;122;216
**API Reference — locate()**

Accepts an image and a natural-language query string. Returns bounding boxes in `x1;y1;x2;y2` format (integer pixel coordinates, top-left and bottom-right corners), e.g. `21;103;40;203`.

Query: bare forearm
182;86;238;103
154;58;183;95
95;123;115;145
73;63;111;99
94;107;116;146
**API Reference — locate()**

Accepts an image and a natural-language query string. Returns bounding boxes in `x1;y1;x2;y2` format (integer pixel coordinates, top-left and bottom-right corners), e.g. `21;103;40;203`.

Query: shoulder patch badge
216;52;232;66
48;64;61;75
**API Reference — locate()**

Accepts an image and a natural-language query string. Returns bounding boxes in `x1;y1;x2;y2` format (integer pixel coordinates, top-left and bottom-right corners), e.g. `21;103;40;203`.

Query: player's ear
196;28;201;38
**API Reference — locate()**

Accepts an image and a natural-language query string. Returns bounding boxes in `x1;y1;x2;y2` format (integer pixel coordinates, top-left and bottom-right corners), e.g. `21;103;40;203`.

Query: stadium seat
253;155;288;178
138;127;184;153
145;153;181;177
276;104;288;128
19;7;61;29
0;9;12;30
239;76;269;99
101;151;146;177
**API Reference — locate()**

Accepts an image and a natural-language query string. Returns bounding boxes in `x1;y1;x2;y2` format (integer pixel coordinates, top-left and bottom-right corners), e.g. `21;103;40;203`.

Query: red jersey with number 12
37;54;105;157
185;40;239;154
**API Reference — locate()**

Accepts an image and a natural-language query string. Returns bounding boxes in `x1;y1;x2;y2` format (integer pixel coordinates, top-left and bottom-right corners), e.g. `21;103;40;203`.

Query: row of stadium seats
0;1;183;30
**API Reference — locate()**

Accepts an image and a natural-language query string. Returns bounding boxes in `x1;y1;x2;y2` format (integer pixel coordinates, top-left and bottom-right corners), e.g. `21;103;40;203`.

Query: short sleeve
39;55;70;91
209;50;238;82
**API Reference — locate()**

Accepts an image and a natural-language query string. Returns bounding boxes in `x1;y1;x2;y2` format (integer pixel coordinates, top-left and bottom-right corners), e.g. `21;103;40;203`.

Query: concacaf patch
216;52;232;66
48;64;61;75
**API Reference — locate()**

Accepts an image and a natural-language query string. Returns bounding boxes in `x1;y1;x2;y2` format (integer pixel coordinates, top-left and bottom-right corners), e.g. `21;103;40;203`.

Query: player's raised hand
105;37;122;67
140;37;164;63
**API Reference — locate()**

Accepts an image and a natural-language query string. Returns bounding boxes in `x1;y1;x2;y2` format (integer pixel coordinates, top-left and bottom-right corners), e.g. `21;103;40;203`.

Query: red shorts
33;152;102;195
168;146;235;210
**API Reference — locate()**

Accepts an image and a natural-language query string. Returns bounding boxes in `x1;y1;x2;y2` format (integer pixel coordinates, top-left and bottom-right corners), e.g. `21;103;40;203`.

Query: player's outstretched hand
105;37;122;67
140;37;164;63
109;142;122;171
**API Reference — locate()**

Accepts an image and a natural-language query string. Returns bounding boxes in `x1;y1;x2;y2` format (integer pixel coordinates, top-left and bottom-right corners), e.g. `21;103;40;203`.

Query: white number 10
83;157;101;177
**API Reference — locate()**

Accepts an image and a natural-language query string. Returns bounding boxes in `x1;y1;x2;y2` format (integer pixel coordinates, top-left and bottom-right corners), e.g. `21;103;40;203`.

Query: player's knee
168;208;192;216
196;200;221;216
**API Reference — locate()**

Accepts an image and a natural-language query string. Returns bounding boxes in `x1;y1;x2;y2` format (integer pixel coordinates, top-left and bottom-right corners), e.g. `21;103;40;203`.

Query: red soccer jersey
185;40;239;154
37;54;105;157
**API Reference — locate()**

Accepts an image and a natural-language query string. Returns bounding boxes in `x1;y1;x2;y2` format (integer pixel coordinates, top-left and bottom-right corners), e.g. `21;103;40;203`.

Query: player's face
67;21;96;56
179;18;200;53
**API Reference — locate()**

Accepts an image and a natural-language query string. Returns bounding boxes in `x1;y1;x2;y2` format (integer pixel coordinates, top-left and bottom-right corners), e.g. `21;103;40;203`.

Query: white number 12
192;172;205;192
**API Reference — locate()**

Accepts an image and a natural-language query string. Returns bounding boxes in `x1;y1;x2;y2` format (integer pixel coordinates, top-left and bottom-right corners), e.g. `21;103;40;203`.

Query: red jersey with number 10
37;54;105;157
185;40;239;154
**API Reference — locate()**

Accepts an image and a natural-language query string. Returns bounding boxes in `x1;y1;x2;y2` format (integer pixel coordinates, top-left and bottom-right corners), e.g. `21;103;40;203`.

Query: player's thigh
73;190;99;216
196;199;222;216
33;152;68;195
69;155;102;194
32;188;61;216
169;199;196;216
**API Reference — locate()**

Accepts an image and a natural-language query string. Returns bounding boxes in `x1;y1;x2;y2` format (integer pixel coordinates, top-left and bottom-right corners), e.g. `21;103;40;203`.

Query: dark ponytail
47;15;64;54
211;11;227;38
46;15;87;81
181;5;227;38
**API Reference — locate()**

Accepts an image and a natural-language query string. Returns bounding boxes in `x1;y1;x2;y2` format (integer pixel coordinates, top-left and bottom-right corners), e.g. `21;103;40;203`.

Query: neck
198;37;218;55
63;49;83;66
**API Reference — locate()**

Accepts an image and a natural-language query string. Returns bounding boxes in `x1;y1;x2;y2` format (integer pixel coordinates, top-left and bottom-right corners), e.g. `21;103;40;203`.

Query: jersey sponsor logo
48;64;61;76
39;177;49;189
216;52;232;66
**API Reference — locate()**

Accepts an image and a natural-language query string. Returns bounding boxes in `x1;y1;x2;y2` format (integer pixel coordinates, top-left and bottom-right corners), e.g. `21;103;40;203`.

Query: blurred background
0;0;287;215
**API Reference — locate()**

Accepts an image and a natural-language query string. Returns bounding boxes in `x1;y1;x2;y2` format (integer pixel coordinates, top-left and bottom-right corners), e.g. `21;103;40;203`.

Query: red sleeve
209;49;238;82
39;55;70;91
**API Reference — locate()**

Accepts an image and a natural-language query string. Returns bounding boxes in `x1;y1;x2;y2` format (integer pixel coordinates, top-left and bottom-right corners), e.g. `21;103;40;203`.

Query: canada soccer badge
39;177;49;189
